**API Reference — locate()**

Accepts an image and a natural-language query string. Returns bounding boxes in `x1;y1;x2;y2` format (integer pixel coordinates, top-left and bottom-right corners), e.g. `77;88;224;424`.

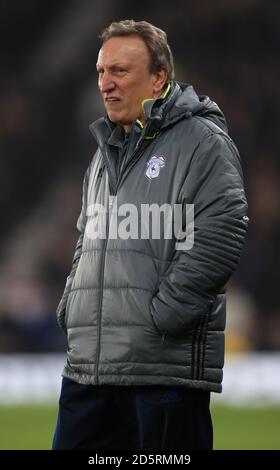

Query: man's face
96;36;163;132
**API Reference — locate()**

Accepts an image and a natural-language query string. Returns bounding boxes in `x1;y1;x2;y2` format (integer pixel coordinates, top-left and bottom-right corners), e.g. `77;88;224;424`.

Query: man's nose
99;72;116;93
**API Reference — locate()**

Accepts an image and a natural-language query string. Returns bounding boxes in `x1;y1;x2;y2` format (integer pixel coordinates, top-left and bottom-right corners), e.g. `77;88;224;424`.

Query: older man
52;19;248;450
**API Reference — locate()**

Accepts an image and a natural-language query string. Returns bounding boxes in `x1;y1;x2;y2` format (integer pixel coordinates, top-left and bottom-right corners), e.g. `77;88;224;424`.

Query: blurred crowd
0;0;279;353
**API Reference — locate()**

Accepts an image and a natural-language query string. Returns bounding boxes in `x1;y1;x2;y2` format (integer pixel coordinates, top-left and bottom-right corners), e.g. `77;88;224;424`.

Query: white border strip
0;353;279;405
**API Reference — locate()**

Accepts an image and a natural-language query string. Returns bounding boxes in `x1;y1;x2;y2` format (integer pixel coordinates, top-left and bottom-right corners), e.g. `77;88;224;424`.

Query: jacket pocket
64;292;73;328
56;303;67;334
150;309;164;337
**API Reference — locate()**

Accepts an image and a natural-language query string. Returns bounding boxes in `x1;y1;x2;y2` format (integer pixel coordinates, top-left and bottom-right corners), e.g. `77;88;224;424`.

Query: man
52;20;248;450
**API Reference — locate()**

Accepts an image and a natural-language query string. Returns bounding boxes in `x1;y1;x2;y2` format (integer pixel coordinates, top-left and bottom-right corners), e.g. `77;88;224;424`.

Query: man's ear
153;69;168;95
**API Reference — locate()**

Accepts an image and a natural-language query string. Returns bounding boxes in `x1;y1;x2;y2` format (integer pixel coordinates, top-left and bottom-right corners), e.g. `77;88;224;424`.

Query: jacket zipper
94;150;116;384
94;196;114;384
116;135;158;191
94;135;158;383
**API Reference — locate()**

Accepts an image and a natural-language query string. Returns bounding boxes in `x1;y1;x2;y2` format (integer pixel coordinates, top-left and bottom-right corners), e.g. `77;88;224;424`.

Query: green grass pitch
0;404;279;450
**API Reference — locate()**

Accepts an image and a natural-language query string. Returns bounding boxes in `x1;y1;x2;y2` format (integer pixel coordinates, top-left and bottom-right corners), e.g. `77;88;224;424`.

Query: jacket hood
155;82;227;132
169;82;228;132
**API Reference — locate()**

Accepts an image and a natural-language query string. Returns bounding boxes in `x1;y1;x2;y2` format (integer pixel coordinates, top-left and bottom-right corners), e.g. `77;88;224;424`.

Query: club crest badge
145;156;165;180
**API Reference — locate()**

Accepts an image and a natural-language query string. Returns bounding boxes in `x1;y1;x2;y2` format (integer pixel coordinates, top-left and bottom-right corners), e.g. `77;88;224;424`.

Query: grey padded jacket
57;81;248;392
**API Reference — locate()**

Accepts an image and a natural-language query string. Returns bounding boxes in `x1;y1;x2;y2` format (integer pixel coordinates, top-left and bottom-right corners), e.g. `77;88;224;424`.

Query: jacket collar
140;80;182;138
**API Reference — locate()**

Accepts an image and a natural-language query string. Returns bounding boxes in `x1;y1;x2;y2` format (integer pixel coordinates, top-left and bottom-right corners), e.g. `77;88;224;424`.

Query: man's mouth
105;97;120;102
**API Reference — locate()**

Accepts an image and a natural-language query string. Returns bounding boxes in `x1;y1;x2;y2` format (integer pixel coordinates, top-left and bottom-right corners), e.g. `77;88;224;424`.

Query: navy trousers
52;377;213;450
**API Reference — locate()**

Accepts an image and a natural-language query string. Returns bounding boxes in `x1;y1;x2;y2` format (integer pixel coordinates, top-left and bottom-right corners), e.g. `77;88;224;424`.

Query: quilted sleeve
150;133;249;337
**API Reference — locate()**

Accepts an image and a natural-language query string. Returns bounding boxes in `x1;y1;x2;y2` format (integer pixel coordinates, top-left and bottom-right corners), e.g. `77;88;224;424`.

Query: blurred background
0;0;279;450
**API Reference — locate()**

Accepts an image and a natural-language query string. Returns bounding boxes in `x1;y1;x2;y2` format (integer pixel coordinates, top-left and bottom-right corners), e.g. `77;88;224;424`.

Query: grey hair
100;19;175;81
